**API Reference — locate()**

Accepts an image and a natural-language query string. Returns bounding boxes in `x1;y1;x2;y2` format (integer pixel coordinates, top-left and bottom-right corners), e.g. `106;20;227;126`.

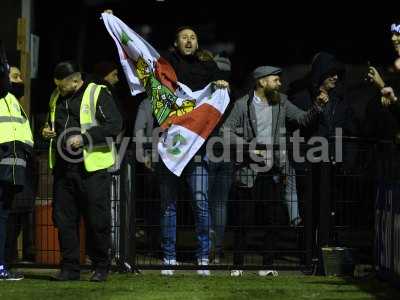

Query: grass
0;271;399;300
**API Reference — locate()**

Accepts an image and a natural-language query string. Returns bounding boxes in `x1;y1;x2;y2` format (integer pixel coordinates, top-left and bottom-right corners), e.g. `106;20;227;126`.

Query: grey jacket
133;98;156;166
134;98;154;139
223;90;322;187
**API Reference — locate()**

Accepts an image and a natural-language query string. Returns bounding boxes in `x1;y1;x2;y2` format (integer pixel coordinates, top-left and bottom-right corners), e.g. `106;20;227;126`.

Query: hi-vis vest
0;93;34;149
48;83;114;172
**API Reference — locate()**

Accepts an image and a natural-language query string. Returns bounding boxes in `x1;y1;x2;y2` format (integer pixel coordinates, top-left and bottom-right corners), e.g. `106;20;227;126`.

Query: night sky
32;0;400;113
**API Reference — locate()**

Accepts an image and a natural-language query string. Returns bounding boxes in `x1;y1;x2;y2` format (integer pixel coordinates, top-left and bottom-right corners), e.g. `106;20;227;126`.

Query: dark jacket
50;80;122;164
361;69;400;139
385;75;400;132
287;52;358;139
132;47;228;139
163;50;227;91
90;74;125;125
161;50;230;161
134;51;233;161
0;141;30;188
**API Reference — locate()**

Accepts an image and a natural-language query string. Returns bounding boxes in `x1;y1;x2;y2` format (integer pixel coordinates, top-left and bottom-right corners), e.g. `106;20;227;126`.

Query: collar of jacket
57;80;90;103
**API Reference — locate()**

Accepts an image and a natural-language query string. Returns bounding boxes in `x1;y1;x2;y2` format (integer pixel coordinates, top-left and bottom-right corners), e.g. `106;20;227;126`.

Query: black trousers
233;173;286;267
0;185;17;266
295;163;330;252
5;211;35;263
53;165;111;272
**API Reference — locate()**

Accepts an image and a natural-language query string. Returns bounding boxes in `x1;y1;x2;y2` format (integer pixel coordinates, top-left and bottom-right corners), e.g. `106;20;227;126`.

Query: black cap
54;61;81;80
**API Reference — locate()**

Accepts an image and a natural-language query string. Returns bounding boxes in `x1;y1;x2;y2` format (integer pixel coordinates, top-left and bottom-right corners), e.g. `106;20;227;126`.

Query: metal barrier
374;142;400;287
8;138;383;272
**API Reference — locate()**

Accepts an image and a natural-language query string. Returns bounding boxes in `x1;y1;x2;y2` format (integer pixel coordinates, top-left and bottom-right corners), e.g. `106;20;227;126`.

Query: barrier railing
8;138;383;273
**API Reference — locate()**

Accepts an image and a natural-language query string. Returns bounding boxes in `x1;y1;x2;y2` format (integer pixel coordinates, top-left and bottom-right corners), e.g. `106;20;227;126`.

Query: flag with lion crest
102;13;230;176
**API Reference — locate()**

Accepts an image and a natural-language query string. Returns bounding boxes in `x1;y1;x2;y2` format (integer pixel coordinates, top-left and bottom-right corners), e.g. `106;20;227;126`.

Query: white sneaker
213;256;221;264
161;259;176;276
230;270;243;277
161;269;174;276
197;258;210;276
258;270;278;277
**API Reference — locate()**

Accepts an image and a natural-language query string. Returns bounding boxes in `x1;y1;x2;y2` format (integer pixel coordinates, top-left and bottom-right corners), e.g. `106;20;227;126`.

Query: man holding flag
102;11;230;276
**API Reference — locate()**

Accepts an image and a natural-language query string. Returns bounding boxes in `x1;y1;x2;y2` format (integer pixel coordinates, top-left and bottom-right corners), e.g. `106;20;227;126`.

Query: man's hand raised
213;80;229;89
316;88;329;106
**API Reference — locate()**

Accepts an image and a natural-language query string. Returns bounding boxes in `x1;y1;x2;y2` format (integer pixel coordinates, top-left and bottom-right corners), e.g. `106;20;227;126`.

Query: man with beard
162;27;229;91
225;66;328;277
42;61;122;282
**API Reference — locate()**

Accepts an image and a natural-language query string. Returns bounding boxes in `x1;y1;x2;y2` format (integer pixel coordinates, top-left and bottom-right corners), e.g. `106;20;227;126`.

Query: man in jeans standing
158;26;229;276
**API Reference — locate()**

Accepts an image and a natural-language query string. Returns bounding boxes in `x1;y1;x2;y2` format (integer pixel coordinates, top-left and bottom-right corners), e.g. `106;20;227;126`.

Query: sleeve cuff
313;103;324;112
82;134;90;146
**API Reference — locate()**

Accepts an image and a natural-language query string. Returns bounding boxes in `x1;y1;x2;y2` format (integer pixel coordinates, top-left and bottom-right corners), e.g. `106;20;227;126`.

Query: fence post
127;150;138;271
319;161;332;248
304;161;313;267
118;151;132;271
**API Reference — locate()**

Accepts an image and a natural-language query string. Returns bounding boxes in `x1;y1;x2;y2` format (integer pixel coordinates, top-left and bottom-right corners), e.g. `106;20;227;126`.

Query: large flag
102;13;230;176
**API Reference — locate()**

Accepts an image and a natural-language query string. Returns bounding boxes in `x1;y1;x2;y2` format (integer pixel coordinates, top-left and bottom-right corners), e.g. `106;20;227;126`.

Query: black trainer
52;269;80;281
90;270;109;282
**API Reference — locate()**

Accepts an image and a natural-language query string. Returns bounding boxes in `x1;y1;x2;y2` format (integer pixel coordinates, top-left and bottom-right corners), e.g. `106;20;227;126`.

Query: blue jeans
159;159;210;261
208;161;233;255
0;187;10;266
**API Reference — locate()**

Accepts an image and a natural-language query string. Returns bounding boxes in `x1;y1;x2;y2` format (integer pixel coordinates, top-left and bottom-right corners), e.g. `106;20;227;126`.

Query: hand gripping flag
102;13;230;176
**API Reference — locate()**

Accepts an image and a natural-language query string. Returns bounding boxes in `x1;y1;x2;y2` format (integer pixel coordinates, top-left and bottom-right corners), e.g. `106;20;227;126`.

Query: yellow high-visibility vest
48;83;114;172
0;92;33;147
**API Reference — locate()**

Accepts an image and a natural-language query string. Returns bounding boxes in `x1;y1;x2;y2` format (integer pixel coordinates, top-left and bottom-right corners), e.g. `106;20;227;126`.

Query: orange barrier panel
35;200;86;265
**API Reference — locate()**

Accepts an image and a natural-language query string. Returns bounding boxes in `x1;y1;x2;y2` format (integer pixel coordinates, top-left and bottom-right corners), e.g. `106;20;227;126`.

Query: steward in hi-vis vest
0;92;33;188
0;41;32;280
42;61;122;282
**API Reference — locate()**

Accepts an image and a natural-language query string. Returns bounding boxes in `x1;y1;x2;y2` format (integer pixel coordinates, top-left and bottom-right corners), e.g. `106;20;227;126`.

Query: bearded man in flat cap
224;65;328;277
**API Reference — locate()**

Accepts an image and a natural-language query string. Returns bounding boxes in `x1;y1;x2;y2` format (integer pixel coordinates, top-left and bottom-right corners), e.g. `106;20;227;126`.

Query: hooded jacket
288;52;358;139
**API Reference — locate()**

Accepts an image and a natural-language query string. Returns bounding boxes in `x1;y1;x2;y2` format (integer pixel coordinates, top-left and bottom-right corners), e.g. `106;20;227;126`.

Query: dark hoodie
288;52;358;139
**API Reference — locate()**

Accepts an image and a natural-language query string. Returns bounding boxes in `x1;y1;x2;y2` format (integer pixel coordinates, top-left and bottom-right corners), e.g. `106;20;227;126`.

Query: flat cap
253;66;282;80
